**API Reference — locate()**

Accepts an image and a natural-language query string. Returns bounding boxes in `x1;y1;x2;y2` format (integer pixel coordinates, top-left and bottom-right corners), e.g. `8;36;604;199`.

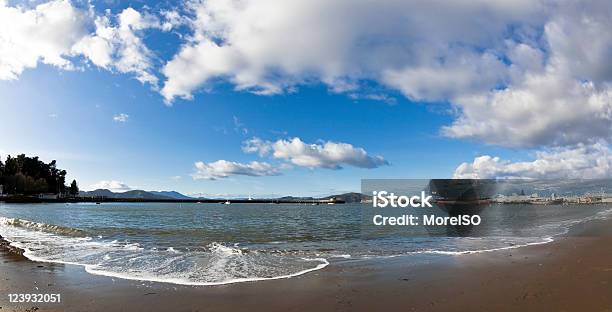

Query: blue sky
0;63;523;196
1;0;611;196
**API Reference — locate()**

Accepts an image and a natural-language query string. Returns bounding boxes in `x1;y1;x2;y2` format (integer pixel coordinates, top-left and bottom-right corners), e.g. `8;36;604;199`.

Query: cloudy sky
1;0;611;196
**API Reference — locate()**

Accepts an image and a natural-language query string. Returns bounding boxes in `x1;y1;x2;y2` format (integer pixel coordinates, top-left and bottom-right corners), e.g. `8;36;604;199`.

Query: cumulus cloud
192;160;280;180
410;2;612;147
159;0;612;148
192;137;386;181
453;143;612;179
91;180;132;192
243;137;388;169
442;6;612;147
0;0;86;80
161;0;540;102
0;0;160;85
159;10;183;32
241;137;272;157
72;7;160;85
113;113;129;122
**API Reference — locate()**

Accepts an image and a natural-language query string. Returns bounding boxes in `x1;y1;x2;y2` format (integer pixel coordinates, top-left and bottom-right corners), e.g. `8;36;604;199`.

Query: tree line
0;154;79;196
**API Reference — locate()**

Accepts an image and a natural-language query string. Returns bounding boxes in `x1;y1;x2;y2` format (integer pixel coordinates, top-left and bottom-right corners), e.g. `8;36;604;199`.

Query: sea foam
0;216;329;286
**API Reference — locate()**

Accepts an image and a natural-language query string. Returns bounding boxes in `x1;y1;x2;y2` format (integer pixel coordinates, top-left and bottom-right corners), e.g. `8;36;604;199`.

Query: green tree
0;154;70;195
69;179;79;197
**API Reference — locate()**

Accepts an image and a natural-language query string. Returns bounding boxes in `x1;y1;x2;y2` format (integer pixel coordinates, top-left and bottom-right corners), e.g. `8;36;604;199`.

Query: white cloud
0;0;86;80
161;0;541;102
72;7;160;85
192;160;280;180
91;180;132;192
453;143;612;179
418;2;612;147
113;113;129;122
442;8;612;147
0;1;160;85
159;0;612;148
242;137;272;157
243;137;388;169
443;73;612;147
160;10;186;32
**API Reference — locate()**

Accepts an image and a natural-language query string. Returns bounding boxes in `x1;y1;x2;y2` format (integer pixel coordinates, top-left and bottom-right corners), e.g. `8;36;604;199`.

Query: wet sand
1;219;611;312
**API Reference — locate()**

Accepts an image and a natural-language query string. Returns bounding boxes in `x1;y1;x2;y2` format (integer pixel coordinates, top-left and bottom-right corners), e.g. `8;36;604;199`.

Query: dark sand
1;219;611;312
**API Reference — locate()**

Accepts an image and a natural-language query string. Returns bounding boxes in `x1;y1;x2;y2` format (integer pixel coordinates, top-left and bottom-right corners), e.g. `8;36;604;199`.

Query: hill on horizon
79;189;193;200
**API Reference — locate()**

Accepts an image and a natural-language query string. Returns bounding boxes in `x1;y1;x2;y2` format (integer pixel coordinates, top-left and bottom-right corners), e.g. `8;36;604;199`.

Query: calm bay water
0;202;610;285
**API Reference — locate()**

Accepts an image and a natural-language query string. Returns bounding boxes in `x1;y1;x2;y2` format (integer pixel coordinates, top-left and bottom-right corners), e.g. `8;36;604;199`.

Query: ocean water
0;202;610;285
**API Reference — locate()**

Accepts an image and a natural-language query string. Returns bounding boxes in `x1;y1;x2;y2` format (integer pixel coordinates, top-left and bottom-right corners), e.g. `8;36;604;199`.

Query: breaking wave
0;217;89;237
0;217;329;286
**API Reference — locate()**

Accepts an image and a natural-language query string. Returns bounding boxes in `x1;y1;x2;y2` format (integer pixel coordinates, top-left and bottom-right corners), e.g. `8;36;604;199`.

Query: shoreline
1;219;611;311
0;197;346;204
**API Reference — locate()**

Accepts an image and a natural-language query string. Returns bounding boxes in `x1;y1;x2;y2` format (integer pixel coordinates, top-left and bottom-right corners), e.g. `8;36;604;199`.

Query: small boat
223;200;231;205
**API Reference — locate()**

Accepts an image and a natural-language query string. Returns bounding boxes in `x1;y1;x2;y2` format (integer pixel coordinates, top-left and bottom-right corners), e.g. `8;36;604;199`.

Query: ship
427;179;497;204
425;179;497;235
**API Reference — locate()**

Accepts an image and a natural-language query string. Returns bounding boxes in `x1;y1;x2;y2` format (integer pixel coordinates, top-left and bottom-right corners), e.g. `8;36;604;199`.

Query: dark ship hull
428;179;496;204
425;179;496;236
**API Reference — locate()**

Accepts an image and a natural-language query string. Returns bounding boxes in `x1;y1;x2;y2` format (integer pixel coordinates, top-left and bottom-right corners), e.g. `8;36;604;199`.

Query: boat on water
223;200;231;205
427;179;497;218
428;179;496;204
424;179;497;235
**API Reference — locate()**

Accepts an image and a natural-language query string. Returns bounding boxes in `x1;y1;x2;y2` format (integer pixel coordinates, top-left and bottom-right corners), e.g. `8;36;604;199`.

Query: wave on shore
1;207;611;286
0;217;329;286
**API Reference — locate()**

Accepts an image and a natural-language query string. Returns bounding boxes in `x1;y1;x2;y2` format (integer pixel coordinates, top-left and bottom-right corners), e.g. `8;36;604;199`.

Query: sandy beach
1;218;611;312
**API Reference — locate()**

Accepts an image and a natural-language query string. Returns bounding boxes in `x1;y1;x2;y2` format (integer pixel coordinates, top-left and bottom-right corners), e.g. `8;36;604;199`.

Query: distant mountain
80;189;173;200
149;191;193;200
321;192;371;203
119;190;172;199
78;189;368;203
80;189;116;198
